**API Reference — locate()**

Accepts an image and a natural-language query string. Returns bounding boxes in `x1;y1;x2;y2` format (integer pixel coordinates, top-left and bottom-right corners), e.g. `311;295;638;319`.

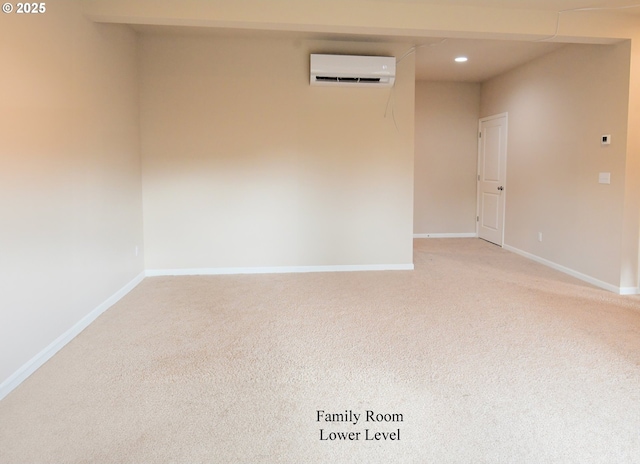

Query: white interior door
477;114;507;246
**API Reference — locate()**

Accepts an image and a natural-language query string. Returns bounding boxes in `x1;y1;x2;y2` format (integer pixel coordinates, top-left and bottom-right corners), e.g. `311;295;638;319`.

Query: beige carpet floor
1;238;639;463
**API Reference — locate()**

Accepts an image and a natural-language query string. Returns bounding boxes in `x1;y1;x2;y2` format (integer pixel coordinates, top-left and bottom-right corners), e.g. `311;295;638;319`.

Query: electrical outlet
538;232;543;242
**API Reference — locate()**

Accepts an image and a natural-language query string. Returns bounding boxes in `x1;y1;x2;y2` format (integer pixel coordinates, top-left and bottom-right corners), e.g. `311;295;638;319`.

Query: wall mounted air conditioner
310;54;396;87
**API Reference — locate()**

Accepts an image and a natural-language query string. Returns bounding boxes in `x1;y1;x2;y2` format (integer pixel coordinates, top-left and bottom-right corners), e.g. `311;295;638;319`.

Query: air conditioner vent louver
310;54;396;87
315;76;383;84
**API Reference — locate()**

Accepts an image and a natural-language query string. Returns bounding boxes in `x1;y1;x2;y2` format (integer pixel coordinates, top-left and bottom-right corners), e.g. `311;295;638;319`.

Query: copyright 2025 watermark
3;3;47;14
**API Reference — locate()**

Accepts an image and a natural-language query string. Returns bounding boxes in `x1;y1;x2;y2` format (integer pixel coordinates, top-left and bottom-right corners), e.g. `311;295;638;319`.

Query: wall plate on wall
601;134;611;145
599;172;611;184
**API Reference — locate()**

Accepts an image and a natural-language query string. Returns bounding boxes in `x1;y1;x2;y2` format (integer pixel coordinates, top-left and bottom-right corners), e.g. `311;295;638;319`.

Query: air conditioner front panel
310;54;396;87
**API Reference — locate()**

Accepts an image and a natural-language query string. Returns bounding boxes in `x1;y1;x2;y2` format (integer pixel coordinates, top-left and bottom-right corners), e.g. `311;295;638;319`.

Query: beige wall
621;40;640;289
0;2;143;387
481;42;631;287
414;81;480;235
140;33;415;270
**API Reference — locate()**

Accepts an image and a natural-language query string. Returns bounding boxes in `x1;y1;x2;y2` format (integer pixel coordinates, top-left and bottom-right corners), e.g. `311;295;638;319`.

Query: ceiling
135;25;577;83
134;0;640;83
413;38;566;82
405;0;640;80
368;0;640;13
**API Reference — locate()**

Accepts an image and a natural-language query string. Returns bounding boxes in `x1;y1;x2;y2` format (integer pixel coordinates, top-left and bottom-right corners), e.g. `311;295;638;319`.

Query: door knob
497;186;504;191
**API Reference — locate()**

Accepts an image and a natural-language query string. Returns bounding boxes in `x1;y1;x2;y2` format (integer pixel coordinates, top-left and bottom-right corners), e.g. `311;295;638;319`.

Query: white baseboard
413;233;477;239
0;271;145;402
146;263;414;277
503;244;635;295
619;287;640;295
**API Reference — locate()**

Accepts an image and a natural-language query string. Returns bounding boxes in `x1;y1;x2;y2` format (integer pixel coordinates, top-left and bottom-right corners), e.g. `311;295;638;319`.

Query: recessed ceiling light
455;56;468;63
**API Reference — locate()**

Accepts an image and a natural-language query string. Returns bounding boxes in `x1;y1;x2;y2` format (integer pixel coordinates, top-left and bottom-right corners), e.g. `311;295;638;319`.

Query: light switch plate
599;172;611;184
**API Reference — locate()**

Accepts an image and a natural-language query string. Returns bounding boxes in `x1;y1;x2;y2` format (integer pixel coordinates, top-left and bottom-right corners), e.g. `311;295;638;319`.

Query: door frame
476;112;508;246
